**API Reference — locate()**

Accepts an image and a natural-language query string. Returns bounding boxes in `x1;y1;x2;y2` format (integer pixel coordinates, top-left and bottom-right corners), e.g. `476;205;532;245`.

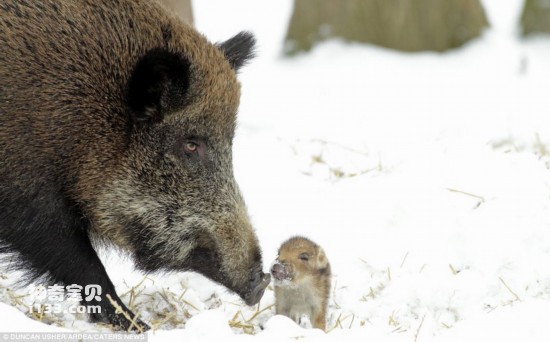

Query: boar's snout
243;264;271;306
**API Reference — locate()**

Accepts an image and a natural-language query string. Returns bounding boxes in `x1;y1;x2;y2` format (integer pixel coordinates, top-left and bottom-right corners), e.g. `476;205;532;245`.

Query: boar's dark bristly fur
0;0;269;331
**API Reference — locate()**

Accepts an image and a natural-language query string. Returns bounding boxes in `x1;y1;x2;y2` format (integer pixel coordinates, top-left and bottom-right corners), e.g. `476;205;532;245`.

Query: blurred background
164;0;550;52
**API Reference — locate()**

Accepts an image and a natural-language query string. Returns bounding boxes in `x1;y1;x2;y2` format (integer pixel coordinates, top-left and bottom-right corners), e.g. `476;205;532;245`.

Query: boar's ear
127;48;191;123
217;31;256;71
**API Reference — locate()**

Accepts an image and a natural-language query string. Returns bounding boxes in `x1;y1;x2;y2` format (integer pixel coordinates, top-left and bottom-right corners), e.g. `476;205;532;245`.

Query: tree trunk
159;0;194;26
521;0;550;36
284;0;489;55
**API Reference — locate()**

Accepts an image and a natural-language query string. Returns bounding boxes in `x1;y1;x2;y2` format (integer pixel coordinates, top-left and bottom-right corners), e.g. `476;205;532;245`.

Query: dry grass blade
6;289;28;307
327;312;344;332
331;279;341;309
159;289;179;312
171;287;200;312
106;294;145;333
348;314;355;329
177;288;188;301
29;304;45;321
120;276;152;298
400;252;409;268
388;311;398;327
150;312;177;330
228;310;255;334
414;314;426;342
534;133;549;157
449;264;458;275
499;277;520;302
327;313;355;332
246;304;274;323
128;287;139;312
447;188;485;208
230;310;241;323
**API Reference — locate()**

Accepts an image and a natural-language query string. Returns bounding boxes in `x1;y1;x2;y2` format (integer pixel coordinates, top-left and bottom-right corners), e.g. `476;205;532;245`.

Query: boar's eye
299;253;309;262
180;138;206;159
183;141;198;154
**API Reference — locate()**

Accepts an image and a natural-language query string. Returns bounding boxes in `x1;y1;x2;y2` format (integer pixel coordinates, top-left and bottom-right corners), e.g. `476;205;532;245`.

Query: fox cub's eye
299;253;309;262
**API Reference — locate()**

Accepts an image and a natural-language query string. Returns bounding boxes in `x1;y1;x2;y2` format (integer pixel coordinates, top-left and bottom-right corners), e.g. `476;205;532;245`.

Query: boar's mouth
179;245;270;305
242;272;271;306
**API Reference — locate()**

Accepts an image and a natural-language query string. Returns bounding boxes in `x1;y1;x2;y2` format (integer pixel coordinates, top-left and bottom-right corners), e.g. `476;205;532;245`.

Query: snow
2;0;550;340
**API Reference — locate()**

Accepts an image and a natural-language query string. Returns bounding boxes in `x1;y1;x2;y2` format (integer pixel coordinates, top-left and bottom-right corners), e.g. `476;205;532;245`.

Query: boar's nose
244;268;270;306
271;263;286;281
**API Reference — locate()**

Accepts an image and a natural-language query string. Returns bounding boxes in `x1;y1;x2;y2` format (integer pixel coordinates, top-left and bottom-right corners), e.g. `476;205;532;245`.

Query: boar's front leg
63;232;149;332
0;190;149;331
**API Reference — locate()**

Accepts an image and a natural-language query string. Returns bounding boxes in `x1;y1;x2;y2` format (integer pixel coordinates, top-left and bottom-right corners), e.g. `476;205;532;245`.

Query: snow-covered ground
2;0;550;340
